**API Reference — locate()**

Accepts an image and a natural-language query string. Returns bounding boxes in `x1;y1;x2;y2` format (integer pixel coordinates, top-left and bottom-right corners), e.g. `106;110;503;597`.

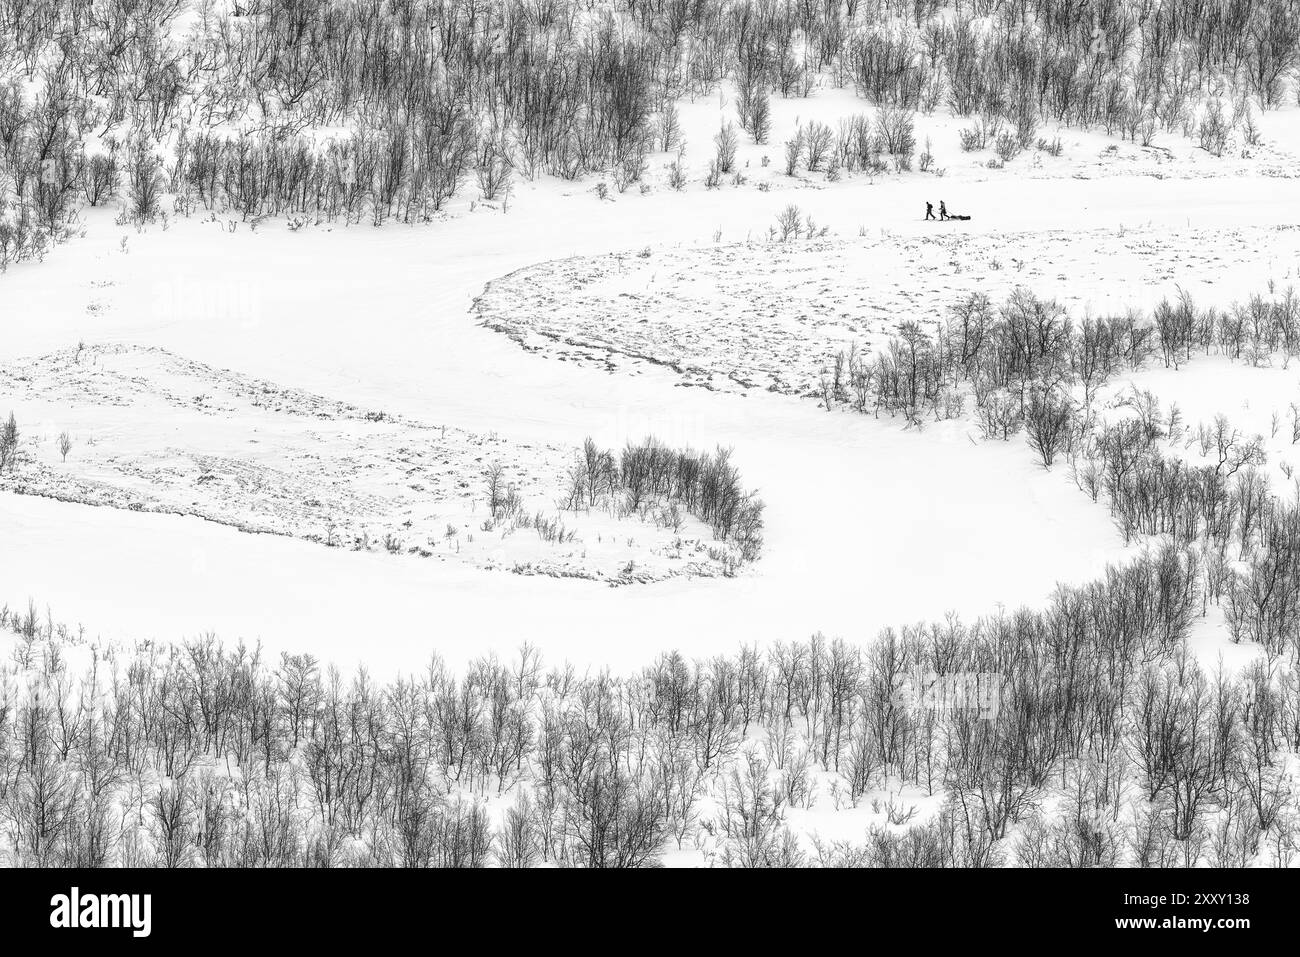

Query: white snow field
4;87;1300;677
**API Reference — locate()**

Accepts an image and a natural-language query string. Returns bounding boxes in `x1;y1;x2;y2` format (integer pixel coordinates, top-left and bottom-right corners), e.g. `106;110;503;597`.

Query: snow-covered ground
8;1;1300;877
4;86;1300;677
475;225;1300;397
0;344;746;584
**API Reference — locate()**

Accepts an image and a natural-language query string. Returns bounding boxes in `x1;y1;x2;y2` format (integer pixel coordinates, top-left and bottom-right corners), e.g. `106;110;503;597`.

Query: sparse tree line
3;0;1296;262
560;436;765;561
827;284;1300;658
1;527;1298;867
824;285;1300;438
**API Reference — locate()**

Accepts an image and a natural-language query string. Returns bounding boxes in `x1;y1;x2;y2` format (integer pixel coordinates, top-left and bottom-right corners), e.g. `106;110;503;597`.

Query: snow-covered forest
2;0;1300;870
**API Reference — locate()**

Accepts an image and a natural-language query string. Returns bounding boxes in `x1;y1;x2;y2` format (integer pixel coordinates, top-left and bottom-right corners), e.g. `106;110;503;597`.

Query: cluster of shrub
3;0;1295;262
559;436;765;562
2;522;1297;868
481;463;580;547
777;105;919;179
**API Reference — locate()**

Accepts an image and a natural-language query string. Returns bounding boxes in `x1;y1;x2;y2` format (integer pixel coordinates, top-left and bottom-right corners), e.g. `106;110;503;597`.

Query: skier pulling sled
923;200;970;221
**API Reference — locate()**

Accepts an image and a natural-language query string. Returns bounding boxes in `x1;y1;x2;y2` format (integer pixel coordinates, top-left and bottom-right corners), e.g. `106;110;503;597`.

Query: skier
939;201;949;221
925;201;936;221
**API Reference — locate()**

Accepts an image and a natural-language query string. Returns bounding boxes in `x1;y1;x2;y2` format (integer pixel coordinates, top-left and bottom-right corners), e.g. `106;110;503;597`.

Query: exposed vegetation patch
0;346;759;583
474;226;1300;395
